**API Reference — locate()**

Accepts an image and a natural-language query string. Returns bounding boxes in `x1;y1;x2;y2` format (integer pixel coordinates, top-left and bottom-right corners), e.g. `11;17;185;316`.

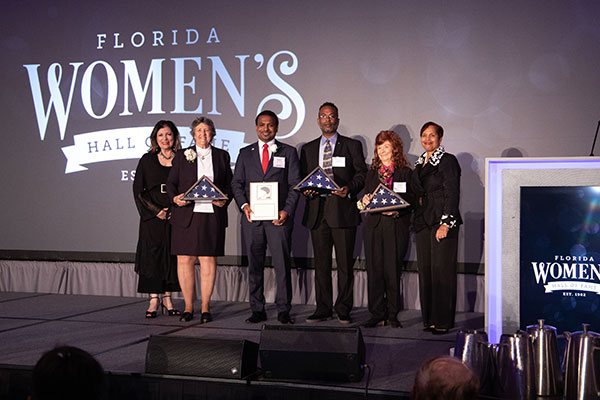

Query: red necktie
262;143;269;173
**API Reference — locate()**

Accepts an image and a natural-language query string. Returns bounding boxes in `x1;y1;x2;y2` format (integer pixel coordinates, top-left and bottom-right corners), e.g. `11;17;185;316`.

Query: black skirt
135;219;180;293
171;211;225;256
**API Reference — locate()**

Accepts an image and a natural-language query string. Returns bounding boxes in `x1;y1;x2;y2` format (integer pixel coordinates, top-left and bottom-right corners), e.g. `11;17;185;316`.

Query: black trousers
310;216;356;317
415;225;459;329
364;214;410;320
243;220;293;314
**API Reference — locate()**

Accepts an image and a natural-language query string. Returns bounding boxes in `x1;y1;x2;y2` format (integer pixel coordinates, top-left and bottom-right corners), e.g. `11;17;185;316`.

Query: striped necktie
323;139;333;177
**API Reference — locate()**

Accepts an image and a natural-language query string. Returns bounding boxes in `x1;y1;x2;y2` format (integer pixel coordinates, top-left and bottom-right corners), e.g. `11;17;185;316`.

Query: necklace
160;151;174;160
198;147;211;161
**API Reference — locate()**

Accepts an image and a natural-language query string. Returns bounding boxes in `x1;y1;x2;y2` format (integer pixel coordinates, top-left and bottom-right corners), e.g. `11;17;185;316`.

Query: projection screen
1;0;599;266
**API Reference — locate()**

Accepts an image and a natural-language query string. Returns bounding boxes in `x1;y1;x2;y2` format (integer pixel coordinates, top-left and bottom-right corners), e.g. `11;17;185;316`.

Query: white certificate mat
249;182;279;221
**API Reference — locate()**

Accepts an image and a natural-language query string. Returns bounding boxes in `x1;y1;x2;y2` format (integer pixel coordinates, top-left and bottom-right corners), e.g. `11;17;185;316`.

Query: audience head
411;356;479;400
31;346;106;400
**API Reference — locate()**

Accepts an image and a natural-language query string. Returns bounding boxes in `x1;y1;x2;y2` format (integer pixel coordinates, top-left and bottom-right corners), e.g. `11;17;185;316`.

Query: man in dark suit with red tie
300;102;367;324
231;110;301;324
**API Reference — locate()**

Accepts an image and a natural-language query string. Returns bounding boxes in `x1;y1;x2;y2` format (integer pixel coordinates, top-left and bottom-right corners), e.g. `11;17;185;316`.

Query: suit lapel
184;146;198;182
332;135;344;157
264;140;282;177
211;146;219;182
248;142;264;176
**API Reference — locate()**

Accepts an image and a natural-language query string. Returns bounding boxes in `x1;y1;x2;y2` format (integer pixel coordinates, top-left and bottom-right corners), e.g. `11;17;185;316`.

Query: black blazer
300;134;367;229
363;166;413;229
167;146;233;229
231;140;301;218
411;152;462;232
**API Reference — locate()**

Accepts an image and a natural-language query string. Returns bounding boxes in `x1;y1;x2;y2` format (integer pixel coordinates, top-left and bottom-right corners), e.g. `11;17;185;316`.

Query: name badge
273;156;285;168
393;181;406;193
332;156;345;167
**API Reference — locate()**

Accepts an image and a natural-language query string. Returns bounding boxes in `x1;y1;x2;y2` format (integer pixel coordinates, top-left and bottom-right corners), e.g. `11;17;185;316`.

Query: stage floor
0;292;484;399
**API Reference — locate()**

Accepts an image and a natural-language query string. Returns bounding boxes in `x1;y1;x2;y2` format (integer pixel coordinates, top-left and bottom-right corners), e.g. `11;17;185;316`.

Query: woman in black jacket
359;130;412;328
412;121;462;334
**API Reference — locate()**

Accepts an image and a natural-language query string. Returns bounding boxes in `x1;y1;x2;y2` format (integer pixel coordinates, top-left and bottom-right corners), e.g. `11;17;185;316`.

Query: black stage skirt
171;211;225;256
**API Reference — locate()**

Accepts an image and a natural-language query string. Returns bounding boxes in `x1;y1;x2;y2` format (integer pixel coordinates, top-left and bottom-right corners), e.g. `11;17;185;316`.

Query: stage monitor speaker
145;335;259;379
259;325;365;382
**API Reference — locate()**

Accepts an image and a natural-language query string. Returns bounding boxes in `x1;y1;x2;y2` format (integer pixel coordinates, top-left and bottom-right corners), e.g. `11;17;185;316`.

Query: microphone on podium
590;120;600;156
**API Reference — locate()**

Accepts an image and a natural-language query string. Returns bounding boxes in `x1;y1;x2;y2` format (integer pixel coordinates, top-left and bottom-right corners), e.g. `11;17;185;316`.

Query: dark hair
32;346;106;400
191;116;217;141
411;356;479;400
149;120;181;153
420;121;444;139
255;110;279;127
318;101;339;116
371;130;410;170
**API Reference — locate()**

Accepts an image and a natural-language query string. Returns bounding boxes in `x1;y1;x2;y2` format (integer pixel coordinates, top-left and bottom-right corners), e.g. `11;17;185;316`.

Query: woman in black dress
168;117;232;322
412;121;462;335
359;130;412;328
133;120;181;318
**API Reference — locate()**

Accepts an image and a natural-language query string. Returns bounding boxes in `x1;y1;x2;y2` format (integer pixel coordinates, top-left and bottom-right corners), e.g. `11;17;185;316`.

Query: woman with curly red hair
359;130;413;328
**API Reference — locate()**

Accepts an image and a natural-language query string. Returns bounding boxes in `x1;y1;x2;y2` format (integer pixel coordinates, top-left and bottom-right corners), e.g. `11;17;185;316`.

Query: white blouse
193;146;214;213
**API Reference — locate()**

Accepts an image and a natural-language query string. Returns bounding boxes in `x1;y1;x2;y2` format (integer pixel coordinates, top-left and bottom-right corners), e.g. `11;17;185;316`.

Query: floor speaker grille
145;335;258;379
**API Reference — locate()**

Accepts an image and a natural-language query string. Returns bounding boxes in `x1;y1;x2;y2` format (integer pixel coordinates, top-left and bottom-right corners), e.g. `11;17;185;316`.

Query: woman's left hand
173;193;190;207
435;224;449;242
212;199;227;207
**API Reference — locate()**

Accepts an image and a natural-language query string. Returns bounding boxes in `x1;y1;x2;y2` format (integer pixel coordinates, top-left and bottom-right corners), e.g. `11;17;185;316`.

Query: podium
485;157;600;343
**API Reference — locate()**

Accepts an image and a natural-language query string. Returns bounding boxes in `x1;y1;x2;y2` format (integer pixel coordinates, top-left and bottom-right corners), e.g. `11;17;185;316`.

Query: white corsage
184;148;197;163
269;144;278;154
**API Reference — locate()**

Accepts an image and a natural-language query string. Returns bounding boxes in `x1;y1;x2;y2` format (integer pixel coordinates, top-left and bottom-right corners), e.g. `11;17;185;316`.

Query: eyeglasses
319;114;338;120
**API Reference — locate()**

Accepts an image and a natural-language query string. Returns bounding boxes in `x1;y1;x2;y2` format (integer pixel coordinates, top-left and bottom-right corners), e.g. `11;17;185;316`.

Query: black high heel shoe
161;295;181;316
201;312;212;323
145;296;160;319
179;311;194;322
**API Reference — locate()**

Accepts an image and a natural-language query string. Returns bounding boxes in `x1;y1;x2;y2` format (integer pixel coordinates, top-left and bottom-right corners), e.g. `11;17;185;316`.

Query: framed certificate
249;182;279;221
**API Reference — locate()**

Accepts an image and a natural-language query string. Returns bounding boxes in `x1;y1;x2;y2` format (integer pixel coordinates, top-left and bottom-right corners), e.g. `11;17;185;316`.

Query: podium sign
520;186;600;332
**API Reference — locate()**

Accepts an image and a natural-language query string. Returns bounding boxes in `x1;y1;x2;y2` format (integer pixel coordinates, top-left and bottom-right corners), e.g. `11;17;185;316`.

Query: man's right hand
242;204;254;222
303;189;318;198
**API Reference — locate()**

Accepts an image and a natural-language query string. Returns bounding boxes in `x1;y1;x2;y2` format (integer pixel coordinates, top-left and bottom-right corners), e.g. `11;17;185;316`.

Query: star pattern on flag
363;183;409;212
182;176;227;201
294;166;341;194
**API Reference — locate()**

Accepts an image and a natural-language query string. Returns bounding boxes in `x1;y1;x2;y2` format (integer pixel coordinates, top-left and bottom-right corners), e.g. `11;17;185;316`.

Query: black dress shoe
179;311;194;322
305;312;333;323
277;312;294;324
201;312;212;323
387;318;403;328
337;314;352;324
423;325;435;332
362;317;386;328
245;311;267;324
